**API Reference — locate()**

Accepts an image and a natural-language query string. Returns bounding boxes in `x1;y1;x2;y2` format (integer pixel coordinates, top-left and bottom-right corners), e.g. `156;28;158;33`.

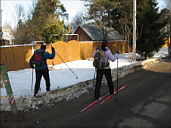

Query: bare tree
70;11;86;33
86;0;117;41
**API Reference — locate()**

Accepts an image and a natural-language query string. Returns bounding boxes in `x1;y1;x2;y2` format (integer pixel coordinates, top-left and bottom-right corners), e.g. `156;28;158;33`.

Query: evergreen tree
42;20;70;43
136;0;168;58
26;0;68;43
111;0;133;52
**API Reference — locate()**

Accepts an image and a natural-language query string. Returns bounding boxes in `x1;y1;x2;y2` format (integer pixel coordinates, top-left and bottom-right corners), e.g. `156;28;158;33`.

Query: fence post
0;64;18;114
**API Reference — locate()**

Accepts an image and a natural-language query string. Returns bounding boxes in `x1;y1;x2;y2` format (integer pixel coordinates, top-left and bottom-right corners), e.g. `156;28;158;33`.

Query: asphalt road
1;59;171;127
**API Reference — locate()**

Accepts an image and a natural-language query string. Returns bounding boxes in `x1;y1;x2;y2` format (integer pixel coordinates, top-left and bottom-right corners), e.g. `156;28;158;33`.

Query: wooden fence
0;40;129;71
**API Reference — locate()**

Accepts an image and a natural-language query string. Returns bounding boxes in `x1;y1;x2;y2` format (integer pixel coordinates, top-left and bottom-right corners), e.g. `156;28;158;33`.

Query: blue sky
1;0;166;28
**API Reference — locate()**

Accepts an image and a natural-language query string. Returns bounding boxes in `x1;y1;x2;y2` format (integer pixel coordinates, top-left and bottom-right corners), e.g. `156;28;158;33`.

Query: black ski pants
94;68;114;99
34;68;50;94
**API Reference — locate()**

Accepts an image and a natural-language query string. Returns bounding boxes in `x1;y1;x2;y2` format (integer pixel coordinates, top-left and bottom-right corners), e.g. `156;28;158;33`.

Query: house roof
80;24;123;41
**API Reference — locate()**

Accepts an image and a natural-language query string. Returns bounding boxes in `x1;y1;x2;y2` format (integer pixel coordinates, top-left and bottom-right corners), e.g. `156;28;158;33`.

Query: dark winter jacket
29;49;55;70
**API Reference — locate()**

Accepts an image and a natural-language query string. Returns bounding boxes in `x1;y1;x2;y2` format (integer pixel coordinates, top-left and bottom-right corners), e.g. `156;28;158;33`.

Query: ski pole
31;68;34;91
51;45;55;66
93;68;96;86
116;55;119;102
55;52;78;79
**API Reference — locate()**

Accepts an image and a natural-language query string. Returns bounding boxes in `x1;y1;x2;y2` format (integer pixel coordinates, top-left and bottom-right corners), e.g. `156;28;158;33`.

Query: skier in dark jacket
93;41;118;100
29;44;55;97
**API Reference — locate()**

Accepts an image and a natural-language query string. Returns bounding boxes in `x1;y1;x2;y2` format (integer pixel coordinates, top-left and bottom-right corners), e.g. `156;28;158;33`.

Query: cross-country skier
29;44;55;97
93;41;118;100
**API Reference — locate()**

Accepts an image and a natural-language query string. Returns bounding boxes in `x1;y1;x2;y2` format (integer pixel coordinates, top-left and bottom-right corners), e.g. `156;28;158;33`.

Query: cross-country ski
80;84;127;112
100;84;127;104
80;93;109;112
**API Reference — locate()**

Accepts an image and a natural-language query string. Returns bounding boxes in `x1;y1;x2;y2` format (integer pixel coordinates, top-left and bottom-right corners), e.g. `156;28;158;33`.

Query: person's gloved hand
31;65;34;69
51;47;55;51
115;53;118;57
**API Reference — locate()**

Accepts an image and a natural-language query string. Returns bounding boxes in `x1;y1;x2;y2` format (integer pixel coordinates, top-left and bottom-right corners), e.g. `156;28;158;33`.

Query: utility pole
169;1;171;46
132;0;137;61
0;9;2;31
165;0;171;53
169;0;171;53
0;1;3;40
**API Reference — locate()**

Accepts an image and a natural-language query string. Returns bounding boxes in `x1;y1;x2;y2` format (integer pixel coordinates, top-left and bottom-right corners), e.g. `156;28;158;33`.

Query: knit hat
102;40;109;47
41;44;46;50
